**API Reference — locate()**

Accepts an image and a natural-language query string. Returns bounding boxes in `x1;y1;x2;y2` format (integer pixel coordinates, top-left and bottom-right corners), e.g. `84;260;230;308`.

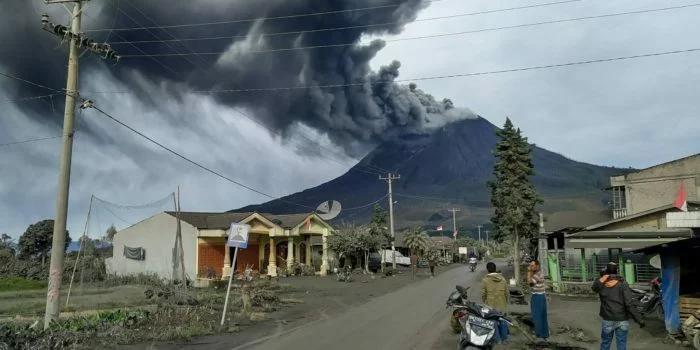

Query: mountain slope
234;117;629;230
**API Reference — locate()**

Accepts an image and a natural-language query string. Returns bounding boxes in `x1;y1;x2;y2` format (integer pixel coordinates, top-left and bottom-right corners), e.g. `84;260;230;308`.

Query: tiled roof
165;211;254;229
260;213;312;229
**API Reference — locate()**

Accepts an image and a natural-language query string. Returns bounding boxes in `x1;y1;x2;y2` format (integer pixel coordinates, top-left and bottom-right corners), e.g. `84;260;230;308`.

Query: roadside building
105;211;335;286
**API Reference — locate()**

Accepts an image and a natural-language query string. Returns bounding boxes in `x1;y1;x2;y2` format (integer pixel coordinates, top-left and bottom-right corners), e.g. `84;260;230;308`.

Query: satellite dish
649;254;661;269
316;200;342;220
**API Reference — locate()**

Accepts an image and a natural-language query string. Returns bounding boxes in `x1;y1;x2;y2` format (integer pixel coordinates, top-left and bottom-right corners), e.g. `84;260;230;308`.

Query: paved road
233;264;485;350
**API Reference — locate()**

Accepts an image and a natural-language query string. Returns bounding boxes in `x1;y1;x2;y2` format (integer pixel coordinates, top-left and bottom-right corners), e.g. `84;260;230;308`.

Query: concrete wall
604;211;669;231
612;155;700;215
106;212;197;280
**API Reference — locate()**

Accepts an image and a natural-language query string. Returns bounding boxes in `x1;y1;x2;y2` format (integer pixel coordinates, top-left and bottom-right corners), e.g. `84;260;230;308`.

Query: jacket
592;274;643;324
481;273;509;314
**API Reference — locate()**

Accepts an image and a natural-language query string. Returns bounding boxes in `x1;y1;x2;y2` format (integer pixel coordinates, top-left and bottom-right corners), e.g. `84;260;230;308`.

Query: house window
611;186;627;219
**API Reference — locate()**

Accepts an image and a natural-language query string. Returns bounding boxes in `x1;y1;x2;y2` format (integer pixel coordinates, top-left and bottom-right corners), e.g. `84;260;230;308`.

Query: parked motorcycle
469;257;477;272
334;265;353;282
446;285;511;349
630;277;663;320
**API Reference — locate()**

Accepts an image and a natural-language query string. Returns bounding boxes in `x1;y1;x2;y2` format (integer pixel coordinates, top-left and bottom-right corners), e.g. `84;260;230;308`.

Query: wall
197;238;225;278
106;212;197;280
615;155;700;215
603;211;669;231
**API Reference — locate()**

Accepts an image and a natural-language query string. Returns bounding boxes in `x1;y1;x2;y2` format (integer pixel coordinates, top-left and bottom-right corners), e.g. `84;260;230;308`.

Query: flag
453;230;458;239
305;216;312;230
436;225;443;231
674;182;688;212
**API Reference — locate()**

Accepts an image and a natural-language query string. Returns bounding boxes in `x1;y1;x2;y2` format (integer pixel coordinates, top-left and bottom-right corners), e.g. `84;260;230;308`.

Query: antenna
316;200;342;220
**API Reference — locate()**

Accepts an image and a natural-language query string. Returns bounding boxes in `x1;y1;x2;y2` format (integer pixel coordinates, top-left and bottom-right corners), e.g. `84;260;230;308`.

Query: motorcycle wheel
693;331;699;349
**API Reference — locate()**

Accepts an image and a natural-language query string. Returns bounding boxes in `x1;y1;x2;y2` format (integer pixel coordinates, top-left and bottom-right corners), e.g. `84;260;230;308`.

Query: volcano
234;116;628;231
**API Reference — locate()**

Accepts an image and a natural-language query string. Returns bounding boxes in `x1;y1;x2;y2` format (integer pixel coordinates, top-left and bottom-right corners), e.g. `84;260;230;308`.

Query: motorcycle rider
481;262;509;347
592;262;645;350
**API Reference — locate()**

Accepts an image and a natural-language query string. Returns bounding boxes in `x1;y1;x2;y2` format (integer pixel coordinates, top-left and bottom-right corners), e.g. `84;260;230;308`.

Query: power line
0;94;59;106
91;47;700;95
87;104;315;210
0;136;62;147
107;0;582;45
85;0;451;33
119;3;700;57
0;71;65;95
116;0;390;177
342;194;389;211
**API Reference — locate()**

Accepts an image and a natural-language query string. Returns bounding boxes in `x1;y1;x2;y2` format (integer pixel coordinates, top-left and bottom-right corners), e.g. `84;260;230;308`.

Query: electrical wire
0;136;62;147
84;0;452;33
342;194;390;211
118;3;700;57
0;94;59;106
92;192;175;210
117;0;390;176
88;104;316;210
0;72;65;95
91;47;700;95
107;0;582;44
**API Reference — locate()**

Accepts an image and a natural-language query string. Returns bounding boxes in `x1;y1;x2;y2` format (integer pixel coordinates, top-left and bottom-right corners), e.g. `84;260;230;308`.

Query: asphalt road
233;264;485;350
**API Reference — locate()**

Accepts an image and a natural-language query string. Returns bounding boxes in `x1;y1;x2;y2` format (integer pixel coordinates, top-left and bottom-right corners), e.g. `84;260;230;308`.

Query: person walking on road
481;262;510;346
528;260;550;342
428;255;437;277
592;262;645;350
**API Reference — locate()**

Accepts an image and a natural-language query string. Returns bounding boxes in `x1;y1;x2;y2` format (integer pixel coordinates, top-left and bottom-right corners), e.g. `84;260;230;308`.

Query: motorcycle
447;285;511;349
334;265;353;283
630;277;663;320
468;257;477;272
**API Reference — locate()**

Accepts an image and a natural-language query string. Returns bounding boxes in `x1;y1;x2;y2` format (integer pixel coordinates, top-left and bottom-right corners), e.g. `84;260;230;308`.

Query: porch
194;212;333;283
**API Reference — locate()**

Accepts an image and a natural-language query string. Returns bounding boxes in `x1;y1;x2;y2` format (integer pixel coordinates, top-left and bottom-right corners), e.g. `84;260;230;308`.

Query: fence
549;250;660;293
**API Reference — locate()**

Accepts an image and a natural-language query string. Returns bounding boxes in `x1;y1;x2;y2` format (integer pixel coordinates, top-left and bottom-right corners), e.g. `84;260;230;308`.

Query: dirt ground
122;265;455;349
429;264;684;350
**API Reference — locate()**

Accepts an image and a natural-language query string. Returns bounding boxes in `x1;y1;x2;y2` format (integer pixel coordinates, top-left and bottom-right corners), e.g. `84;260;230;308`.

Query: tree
17;219;72;266
357;229;382;274
368;204;391;272
104;224;117;242
487;118;543;284
403;226;429;257
0;233;15;261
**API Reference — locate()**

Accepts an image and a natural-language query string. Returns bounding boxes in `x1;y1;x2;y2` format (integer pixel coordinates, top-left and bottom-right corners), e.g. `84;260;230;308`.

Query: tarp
123;246;145;261
660;249;681;334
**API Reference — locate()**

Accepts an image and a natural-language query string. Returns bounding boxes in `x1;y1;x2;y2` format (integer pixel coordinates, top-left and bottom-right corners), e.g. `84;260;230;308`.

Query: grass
0;277;47;292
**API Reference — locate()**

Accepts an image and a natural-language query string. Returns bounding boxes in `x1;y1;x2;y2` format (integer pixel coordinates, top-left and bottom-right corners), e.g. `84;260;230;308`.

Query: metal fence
554;250;659;287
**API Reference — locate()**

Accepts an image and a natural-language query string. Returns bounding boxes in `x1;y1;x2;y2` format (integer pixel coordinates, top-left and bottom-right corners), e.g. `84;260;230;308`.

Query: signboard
666;211;700;228
227;223;250;249
458;247;468;255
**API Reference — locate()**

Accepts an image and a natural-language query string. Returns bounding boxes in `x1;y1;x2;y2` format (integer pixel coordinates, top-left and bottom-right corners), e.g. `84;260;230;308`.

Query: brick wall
198;242;225;278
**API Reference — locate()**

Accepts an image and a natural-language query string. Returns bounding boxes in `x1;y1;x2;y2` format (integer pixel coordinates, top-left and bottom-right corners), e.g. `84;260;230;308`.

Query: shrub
0;277;47;292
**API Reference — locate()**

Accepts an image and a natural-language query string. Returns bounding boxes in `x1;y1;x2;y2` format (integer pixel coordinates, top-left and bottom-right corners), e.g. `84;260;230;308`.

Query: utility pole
448;208;460;238
41;1;119;330
476;225;483;245
485;230;490;256
379;173;400;270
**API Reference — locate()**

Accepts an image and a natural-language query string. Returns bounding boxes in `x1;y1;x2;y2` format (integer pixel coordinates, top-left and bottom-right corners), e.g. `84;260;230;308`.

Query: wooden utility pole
448;208;460;238
379;173;400;270
41;1;119;329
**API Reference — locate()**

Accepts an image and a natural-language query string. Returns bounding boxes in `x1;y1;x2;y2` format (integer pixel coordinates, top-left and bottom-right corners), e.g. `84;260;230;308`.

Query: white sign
666;211;700;228
458;247;468;255
227;223;250;249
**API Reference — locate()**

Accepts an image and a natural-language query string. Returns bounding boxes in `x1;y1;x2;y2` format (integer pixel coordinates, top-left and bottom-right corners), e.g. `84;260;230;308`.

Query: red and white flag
674;182;688;212
436;225;443;231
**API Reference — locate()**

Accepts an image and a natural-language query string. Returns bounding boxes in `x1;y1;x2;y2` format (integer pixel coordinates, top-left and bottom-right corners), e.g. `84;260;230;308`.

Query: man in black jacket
592;262;645;350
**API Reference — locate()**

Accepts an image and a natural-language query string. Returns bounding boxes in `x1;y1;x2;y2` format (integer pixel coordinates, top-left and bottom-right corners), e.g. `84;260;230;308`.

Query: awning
565;229;693;249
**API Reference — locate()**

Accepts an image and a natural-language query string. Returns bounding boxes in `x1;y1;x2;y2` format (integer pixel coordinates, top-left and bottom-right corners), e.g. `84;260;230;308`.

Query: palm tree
403;226;429;257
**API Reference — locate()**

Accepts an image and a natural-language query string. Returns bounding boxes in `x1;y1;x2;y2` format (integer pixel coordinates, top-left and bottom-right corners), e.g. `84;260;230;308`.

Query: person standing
481;262;510;347
592;262;645;350
410;252;418;279
428;254;437;277
528;260;550;342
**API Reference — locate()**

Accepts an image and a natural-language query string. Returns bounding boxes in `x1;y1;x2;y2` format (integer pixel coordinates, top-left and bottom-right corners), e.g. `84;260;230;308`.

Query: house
556;154;699;285
609;153;699;219
105;211;335;286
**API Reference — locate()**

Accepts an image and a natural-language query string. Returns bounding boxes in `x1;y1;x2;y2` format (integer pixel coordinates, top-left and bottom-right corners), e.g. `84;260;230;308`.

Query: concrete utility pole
485;230;490;256
476;225;483;245
379;173;400;270
41;1;119;329
448;208;460;238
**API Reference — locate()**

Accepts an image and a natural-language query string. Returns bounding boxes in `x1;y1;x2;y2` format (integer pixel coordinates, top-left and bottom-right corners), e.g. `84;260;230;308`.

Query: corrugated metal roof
260;213;312;229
